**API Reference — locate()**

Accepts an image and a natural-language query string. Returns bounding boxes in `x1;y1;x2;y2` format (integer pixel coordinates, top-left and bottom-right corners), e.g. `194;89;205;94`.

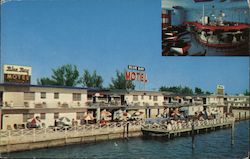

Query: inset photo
162;0;250;56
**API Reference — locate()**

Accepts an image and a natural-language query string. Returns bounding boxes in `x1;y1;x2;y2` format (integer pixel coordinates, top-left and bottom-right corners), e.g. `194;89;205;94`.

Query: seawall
0;121;142;154
0;131;142;154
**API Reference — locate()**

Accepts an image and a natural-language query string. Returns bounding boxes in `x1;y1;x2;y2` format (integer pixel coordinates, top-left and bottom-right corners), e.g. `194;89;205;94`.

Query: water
2;120;249;159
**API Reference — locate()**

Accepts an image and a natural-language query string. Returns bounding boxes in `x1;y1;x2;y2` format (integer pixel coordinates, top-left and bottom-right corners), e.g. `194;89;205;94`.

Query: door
203;98;207;104
168;97;171;103
121;95;125;105
148;109;151;118
0;92;3;107
93;96;96;103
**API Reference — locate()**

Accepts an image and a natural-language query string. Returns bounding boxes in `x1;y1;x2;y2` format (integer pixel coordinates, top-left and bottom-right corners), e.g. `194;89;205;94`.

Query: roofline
0;83;88;90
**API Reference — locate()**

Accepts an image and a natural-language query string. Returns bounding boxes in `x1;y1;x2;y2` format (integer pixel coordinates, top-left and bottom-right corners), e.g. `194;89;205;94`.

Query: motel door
168;98;171;103
93;96;96;103
121;95;125;105
203;98;207;105
148;109;151;118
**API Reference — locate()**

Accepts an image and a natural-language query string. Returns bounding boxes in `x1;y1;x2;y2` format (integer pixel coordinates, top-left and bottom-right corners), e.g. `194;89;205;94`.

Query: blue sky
1;0;249;94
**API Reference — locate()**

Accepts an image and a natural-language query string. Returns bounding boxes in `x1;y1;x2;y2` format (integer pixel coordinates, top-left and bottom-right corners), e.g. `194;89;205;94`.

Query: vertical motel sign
125;65;147;83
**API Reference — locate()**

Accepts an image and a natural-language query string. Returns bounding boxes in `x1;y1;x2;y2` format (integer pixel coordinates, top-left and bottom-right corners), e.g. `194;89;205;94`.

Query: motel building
87;89;166;119
0;83;88;130
162;93;226;117
224;95;250;120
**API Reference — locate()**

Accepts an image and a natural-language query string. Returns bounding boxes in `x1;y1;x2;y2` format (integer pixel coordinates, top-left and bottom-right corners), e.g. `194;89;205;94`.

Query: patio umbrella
58;117;71;125
84;115;92;121
123;112;131;118
27;118;40;124
101;110;112;117
185;96;192;99
174;96;181;100
134;111;141;116
84;113;94;121
27;117;41;128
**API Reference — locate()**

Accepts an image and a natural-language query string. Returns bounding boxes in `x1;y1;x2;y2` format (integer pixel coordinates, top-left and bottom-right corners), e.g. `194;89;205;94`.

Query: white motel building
0;83;249;130
0;83;88;130
0;63;249;130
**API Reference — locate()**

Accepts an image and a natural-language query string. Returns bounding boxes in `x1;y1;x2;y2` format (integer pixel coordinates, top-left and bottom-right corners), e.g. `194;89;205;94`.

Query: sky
0;0;249;94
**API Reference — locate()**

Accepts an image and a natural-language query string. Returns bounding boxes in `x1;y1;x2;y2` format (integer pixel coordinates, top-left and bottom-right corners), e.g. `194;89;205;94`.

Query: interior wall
185;8;250;24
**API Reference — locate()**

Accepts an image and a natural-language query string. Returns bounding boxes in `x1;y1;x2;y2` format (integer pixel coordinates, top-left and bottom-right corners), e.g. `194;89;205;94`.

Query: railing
0;121;143;146
142;117;234;133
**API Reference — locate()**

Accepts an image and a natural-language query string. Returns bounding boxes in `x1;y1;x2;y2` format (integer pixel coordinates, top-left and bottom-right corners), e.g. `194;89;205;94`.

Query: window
141;95;144;100
133;95;138;101
54;92;59;99
23;113;34;122
24;92;35;100
40;113;46;119
149;96;152;100
73;93;81;101
54;113;59;119
153;96;158;101
41;92;46;99
76;112;85;120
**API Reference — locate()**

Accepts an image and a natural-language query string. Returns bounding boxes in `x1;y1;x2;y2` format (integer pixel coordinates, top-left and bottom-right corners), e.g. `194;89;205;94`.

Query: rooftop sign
128;65;145;71
3;64;32;84
126;65;147;83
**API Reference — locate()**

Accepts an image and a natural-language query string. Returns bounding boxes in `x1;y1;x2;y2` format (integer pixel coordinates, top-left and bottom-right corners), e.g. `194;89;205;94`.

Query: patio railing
0;121;142;145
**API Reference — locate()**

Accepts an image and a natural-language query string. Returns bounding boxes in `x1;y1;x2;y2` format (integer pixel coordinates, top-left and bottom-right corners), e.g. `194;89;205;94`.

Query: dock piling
126;122;129;138
191;120;195;149
231;120;235;145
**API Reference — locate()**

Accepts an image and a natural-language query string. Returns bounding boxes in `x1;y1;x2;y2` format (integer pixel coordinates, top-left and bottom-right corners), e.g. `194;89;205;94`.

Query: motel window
23;113;34;122
40;113;46;119
73;93;81;101
149;96;152;100
24;92;35;100
153;96;158;101
133;95;138;101
141;95;144;100
54;92;59;99
54;113;59;119
76;112;85;120
41;92;46;99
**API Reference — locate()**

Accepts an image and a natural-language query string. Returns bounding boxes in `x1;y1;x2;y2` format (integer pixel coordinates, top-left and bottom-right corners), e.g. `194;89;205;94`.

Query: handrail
0;121;143;145
141;117;234;132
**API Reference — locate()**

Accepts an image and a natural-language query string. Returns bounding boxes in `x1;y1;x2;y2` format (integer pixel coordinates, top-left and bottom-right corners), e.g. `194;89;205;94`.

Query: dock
141;117;234;138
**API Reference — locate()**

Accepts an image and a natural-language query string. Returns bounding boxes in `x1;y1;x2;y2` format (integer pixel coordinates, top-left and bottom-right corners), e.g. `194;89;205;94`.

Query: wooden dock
141;117;234;138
